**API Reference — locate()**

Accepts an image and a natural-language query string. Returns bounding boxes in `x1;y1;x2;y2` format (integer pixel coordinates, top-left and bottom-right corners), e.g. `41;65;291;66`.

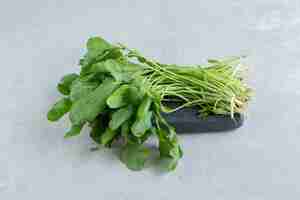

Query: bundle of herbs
47;36;252;171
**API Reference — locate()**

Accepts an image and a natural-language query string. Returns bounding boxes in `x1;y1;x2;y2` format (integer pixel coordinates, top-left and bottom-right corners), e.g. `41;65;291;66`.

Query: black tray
162;107;244;133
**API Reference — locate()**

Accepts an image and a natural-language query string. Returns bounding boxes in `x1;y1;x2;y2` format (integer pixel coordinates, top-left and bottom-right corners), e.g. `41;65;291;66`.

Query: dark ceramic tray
162;106;244;133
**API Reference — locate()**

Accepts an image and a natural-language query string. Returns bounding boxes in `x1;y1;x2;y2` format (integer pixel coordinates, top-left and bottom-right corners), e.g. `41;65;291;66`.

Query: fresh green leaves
131;96;153;137
46;36;184;172
89;60;134;82
127;85;143;105
121;120;130;138
87;37;112;53
157;129;183;171
64;123;85;138
47;36;183;172
120;144;151;171
47;36;253;172
51;36;260;172
107;85;130;108
107;84;142;109
159;136;182;158
57;73;79;95
109;105;134;130
100;128;118;146
80;37;114;74
131;111;152;137
70;79;99;102
47;98;72;121
137;96;152;118
69;78;120;125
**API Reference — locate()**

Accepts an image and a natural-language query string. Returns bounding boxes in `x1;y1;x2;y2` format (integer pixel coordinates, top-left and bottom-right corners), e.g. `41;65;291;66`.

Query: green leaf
106;84;143;109
158;139;182;172
79;72;106;83
64;123;85;138
89;60;132;82
109;105;134;130
57;73;79;95
70;79;99;102
121;120;130;138
106;85;130;108
120;144;150;171
100;128;118;146
130;96;153;137
101;47;123;60
104;60;133;82
121;120;142;144
131;111;152;137
127;85;143;106
47;98;72;121
87;37;112;53
158;137;173;157
69;78;120;125
80;47;123;72
157;128;181;155
80;37;113;74
137;96;152;118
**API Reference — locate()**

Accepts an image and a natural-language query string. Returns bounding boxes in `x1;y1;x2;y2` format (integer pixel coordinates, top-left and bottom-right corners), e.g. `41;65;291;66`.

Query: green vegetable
64;123;85;138
121;120;130;139
120;144;151;171
131;96;153;137
109;105;134;130
159;137;182;158
79;72;106;82
47;98;72;121
87;37;112;53
89;60;132;82
69;78;120;125
106;85;130;108
157;129;182;171
47;36;252;172
131;111;152;137
80;37;113;74
137;96;152;118
127;85;143;105
57;73;79;95
107;84;142;109
101;47;123;60
70;79;99;102
100;128;118;146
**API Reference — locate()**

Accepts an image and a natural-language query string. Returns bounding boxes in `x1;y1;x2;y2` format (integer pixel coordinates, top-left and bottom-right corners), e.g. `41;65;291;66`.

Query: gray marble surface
1;0;300;199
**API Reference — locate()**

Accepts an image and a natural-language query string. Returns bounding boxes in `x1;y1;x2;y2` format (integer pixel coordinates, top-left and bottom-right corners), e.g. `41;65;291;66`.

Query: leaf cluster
47;36;251;171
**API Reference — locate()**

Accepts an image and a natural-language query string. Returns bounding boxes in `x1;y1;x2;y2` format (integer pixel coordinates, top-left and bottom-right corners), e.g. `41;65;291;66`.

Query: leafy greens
47;36;251;171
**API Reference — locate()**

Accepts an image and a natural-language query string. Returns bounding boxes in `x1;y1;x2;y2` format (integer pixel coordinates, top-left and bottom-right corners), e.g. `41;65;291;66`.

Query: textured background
1;0;300;199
